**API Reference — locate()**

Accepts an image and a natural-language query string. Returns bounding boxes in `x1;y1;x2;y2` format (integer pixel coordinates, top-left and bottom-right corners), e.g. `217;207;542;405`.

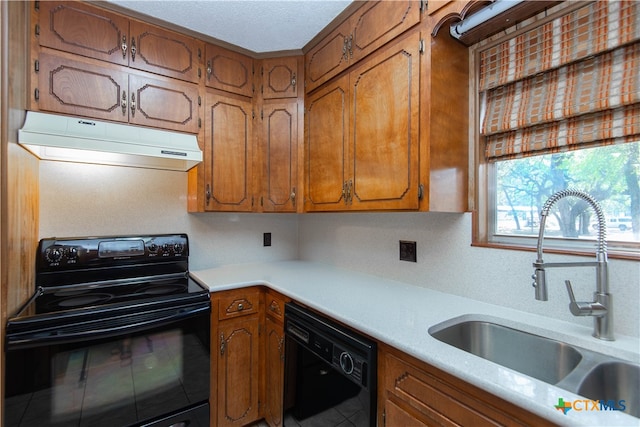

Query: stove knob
46;248;62;263
67;247;78;260
339;352;354;375
162;243;171;254
173;243;184;254
148;243;158;253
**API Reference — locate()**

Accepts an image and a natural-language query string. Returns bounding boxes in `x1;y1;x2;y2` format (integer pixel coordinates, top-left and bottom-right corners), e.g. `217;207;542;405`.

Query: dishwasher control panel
285;302;376;389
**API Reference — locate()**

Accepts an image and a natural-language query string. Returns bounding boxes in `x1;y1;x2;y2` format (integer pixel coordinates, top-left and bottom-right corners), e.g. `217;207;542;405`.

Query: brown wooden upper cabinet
203;90;254;212
205;44;254;97
305;31;420;211
305;0;422;93
36;1;203;84
259;100;299;212
36;51;200;134
261;57;299;99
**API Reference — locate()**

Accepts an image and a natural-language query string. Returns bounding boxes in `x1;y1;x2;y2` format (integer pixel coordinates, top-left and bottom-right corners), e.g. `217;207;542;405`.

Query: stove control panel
38;234;189;269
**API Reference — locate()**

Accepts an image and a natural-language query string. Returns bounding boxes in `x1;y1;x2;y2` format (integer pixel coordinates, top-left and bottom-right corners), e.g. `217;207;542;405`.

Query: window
473;1;640;259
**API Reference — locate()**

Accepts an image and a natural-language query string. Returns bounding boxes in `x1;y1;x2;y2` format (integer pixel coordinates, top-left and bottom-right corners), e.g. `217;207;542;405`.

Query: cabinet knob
342;36;349;61
130;36;137;62
121;35;127;59
237;303;244;311
130;93;136;117
121;91;127;116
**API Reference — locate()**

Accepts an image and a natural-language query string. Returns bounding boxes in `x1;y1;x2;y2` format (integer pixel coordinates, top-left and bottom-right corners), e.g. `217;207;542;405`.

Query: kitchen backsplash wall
38;162;298;270
298;212;640;339
39;161;639;339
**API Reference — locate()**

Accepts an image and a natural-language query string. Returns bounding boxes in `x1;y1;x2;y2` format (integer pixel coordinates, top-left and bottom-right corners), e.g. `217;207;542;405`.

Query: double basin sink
429;317;639;418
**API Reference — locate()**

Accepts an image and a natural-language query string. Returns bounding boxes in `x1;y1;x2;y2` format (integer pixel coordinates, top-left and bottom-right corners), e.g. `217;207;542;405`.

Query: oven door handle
6;303;210;350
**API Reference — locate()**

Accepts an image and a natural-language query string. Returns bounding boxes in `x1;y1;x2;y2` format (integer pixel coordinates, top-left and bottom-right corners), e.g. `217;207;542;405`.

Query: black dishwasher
284;302;376;427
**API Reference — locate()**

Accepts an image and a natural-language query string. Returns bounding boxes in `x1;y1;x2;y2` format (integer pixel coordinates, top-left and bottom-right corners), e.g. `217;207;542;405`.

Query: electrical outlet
263;232;272;247
399;240;417;262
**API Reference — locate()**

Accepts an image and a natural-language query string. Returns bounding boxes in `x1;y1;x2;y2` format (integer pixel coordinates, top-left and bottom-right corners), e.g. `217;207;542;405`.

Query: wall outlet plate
263;232;272;247
399;240;417;262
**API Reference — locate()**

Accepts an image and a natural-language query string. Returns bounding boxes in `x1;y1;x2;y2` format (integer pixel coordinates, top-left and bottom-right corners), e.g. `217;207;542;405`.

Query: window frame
469;3;640;261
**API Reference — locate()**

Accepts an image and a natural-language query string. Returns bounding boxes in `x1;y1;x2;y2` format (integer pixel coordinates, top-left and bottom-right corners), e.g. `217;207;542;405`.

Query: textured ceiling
106;0;354;53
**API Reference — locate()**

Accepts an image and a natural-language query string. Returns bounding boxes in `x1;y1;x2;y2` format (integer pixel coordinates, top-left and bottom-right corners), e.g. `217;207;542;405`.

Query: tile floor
251;388;370;427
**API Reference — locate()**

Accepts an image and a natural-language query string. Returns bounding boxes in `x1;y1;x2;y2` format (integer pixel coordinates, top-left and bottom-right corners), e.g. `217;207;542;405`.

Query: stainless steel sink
430;317;640;419
577;361;640;418
429;320;583;384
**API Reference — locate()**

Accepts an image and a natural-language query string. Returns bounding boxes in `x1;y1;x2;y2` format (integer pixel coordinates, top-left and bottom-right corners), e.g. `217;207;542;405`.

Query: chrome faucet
532;189;614;341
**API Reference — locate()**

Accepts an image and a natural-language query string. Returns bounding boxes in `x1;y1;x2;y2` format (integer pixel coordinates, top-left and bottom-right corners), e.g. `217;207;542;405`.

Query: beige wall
38;161;299;271
299;212;640;339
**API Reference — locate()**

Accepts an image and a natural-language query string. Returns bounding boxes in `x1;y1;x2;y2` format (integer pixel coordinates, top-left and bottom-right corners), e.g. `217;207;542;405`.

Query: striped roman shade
479;0;640;161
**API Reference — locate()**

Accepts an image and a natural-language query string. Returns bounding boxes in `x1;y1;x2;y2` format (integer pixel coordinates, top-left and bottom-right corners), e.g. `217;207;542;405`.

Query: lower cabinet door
384;398;429;427
264;316;285;427
217;316;260;427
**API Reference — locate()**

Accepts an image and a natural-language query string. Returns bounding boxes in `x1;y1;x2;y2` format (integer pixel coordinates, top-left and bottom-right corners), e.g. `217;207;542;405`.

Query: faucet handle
565;280;599;316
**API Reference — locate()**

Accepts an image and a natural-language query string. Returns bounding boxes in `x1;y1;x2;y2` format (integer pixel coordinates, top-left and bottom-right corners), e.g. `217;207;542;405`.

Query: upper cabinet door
305;0;421;93
38;1;129;66
37;52;130;123
261;101;298;212
304;75;350;212
261;57;299;99
129;74;200;133
350;0;421;63
349;31;420;210
129;20;203;83
304;19;352;94
205;44;254;97
204;90;254;212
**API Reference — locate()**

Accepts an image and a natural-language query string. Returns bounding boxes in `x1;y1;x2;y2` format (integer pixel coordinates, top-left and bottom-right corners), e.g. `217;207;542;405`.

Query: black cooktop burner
34;275;200;315
56;293;113;308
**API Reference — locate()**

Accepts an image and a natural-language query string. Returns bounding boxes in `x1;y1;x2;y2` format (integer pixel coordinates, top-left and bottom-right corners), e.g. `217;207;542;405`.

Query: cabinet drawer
217;288;260;320
264;291;290;323
383;350;552;426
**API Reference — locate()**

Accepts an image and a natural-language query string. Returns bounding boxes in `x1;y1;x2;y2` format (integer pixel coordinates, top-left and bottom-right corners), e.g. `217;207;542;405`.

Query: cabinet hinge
420;0;427;13
260;196;264;207
418;183;424;200
34;88;39;101
198;95;202;106
383;408;386;426
198;118;202;128
419;39;425;54
198;68;201;79
260;110;264;120
34;1;39;11
198;47;202;60
35;24;40;36
34;60;39;73
261;66;264;76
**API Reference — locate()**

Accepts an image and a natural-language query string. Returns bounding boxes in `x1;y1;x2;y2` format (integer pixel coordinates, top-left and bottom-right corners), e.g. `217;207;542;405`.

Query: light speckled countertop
191;260;640;426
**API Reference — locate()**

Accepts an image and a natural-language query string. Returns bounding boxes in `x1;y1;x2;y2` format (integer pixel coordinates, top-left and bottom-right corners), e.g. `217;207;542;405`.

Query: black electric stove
5;234;211;427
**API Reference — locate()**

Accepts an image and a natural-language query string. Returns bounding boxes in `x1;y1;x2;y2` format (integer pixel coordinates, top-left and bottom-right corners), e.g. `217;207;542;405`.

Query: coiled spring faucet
532;189;614;341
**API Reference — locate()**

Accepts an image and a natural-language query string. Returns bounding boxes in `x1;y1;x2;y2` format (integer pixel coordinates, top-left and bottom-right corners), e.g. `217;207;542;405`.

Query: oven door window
4;314;209;427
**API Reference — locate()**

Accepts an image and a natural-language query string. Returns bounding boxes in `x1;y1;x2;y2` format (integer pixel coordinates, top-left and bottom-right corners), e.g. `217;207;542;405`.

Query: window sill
471;240;640;261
